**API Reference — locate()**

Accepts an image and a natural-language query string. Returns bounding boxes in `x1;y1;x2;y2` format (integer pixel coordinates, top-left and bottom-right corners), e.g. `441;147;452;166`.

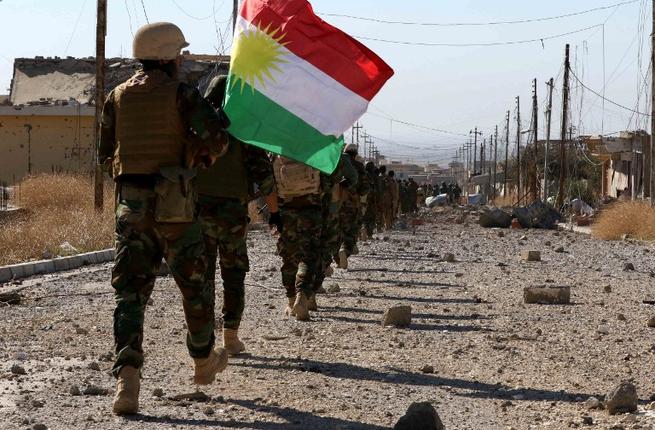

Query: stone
382;305;412;327
523;286;570;305
617;314;626;321
31;400;44;408
521;251;541;262
0;291;21;305
394;402;444;430
153;388;164;397
584;396;602;410
32;425;47;430
604;285;612;293
442;253;456;263
10;364;26;375
326;284;341;294
648;316;655;328
69;385;81;396
597;325;610;335
75;326;88;335
82;385;108;396
581;416;593;425
519;235;528;241
497;231;505;238
555;246;565;253
420;365;434;374
605;381;638;415
87;362;100;371
623;263;635;272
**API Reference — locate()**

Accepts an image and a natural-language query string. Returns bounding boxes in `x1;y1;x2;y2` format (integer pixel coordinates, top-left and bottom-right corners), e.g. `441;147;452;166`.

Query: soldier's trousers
111;181;215;378
363;204;377;237
277;203;323;298
339;202;360;257
197;195;249;330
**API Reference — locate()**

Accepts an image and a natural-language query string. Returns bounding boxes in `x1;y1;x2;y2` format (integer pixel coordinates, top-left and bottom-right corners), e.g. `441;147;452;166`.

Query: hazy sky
0;0;651;164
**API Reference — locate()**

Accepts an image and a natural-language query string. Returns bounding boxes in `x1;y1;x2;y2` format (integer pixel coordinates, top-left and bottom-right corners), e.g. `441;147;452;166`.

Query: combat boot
352;244;359;255
112;366;140;415
293;292;311;321
193;347;229;385
307;293;318;311
285;297;296;316
223;328;246;356
338;248;348;270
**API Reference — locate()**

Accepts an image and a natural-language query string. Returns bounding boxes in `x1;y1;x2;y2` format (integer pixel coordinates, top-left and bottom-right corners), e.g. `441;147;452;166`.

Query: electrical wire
355;23;604;48
319;0;639;27
365;112;469;137
64;0;90;56
125;0;135;37
140;0;149;24
170;0;213;20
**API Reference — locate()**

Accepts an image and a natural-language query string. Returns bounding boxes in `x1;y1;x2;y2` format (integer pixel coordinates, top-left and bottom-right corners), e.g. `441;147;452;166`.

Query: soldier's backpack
273;156;321;200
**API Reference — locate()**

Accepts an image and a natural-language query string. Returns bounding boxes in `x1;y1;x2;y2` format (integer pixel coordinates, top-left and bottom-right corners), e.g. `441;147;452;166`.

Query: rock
442;253;456;263
521;251;541;262
523;286;570;305
326;284;341;294
87;362;100;371
604;285;612;293
75;326;88;335
605;381;638;415
623;263;635;272
10;364;26;375
32;424;48;430
203;407;215;415
597;325;610;335
555;246;565;253
153;388;164;397
617;314;626;321
0;291;21;305
420;365;434;374
394;402;444;430
584;396;602;410
382;305;412;327
58;241;79;256
497;231;505;238
519;235;528;241
69;385;81;396
648;316;655;328
581;416;593;425
83;385;109;396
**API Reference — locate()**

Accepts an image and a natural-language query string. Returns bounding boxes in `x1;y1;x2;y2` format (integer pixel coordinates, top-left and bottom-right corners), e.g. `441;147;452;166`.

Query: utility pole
94;0;106;211
516;96;521;204
531;79;539;202
651;0;655;205
352;122;363;150
504;110;510;197
493;125;498;200
470;127;482;175
557;44;571;208
544;78;554;202
233;0;239;33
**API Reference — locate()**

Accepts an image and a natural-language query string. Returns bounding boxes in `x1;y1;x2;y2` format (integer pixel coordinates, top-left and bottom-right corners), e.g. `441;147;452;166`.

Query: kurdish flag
223;0;394;174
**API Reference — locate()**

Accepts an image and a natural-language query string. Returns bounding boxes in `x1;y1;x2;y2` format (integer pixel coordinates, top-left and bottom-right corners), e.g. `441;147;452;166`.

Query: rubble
524;286;571;304
382;305;412;327
605;381;638;415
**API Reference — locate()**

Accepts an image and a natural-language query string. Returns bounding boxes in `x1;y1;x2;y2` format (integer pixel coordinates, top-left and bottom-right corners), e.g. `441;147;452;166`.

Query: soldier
337;144;369;270
376;165;388;231
362;162;378;238
197;75;280;356
407;178;419;213
386;170;399;229
97;23;230;415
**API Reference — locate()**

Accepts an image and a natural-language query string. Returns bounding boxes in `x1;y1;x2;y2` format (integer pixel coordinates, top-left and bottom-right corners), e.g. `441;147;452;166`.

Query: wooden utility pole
544;78;554;202
504;110;510;197
493;125;498;200
651;0;655;205
471;127;482;175
531;79;539;201
516;96;521;203
94;0;106;211
233;0;239;33
352;122;363;150
557;44;571;208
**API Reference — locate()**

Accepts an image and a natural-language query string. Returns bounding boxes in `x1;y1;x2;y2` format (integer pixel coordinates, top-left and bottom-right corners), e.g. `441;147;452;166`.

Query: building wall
0;112;94;184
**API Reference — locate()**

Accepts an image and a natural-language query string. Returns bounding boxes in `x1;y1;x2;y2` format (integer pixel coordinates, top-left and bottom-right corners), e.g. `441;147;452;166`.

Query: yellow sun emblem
230;23;287;93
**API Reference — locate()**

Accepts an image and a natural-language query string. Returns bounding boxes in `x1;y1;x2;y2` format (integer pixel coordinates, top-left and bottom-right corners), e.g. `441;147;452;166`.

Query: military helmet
204;75;228;108
133;22;189;60
344;143;358;154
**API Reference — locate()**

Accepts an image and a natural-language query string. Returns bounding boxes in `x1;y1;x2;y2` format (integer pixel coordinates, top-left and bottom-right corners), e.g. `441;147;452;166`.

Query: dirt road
2;210;655;429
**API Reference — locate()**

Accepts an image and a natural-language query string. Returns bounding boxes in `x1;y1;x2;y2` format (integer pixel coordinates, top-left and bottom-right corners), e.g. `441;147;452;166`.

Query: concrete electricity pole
651;0;655;205
493;125;498;200
557;44;571;209
470;127;482;175
516;96;521;203
531;79;539;201
504;110;510;197
544;78;554;202
233;0;239;33
94;0;107;211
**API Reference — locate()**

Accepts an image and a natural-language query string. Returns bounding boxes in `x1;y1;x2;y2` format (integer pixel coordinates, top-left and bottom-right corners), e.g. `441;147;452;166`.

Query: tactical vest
197;137;249;200
112;71;186;177
273;157;321;200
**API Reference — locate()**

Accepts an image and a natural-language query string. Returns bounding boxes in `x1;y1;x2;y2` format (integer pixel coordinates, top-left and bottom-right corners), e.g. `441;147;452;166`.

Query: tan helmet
344;143;358;154
133;22;189;60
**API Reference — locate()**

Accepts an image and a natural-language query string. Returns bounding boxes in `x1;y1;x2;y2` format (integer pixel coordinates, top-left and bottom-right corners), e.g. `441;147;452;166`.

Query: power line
355;24;604;48
125;0;135;37
64;0;90;55
319;0;638;27
170;0;213;20
366;112;469;137
569;67;651;116
140;0;149;24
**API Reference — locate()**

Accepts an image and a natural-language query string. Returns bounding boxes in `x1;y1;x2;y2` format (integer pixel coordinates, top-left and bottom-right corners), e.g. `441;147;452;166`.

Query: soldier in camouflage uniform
336;144;369;269
98;23;230;415
376;165;388;231
196;75;280;356
362;162;378;237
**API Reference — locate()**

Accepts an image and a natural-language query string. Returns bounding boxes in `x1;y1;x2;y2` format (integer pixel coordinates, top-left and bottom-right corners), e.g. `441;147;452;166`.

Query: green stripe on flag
223;77;344;174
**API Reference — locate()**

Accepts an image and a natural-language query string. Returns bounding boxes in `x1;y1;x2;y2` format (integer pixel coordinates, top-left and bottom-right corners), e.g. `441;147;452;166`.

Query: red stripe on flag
240;0;394;101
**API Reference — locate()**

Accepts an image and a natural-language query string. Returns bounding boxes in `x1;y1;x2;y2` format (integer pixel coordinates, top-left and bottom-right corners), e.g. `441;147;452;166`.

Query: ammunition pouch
154;166;197;223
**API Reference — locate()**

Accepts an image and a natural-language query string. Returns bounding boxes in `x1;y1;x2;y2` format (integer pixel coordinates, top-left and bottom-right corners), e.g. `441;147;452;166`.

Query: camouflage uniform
339;154;369;257
99;69;228;377
362;166;378;236
197;138;275;330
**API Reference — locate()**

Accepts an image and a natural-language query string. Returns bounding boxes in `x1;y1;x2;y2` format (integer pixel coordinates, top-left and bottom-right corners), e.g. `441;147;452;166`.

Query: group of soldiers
96;22;414;416
423;181;463;204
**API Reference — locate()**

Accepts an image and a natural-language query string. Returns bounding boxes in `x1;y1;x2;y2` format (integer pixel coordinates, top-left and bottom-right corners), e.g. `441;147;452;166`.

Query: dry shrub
0;174;114;265
592;201;655;241
491;193;517;208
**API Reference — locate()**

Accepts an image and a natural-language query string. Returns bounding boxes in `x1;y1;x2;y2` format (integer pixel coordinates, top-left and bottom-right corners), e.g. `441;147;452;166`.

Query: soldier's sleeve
178;84;229;158
97;90;116;167
357;165;370;196
244;143;276;196
341;155;358;191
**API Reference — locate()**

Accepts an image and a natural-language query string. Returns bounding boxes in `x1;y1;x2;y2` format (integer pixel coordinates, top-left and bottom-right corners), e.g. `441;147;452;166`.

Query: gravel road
2;208;655;430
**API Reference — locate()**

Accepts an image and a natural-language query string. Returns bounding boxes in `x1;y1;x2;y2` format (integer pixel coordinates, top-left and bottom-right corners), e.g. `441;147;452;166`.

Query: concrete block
9;264;25;279
20;263;35;278
67;256;82;270
42;260;55;273
521;250;541;262
0;267;13;283
524;286;571;304
33;262;48;274
53;258;70;272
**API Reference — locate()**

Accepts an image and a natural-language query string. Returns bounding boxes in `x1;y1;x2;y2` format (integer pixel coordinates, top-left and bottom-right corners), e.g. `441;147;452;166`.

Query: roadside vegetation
592;200;655;241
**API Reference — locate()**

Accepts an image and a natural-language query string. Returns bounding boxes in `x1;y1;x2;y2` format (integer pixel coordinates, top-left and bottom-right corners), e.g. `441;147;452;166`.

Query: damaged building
0;54;228;183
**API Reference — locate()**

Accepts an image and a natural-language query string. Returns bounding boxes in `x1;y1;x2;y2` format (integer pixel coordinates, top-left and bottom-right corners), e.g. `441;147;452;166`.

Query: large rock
521;251;541;262
382;305;412;327
479;208;512;228
394;402;445;430
605;381;638;415
524;286;571;305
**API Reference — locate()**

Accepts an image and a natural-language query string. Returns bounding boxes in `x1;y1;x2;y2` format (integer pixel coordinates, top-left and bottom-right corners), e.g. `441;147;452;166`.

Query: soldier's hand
268;211;283;233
